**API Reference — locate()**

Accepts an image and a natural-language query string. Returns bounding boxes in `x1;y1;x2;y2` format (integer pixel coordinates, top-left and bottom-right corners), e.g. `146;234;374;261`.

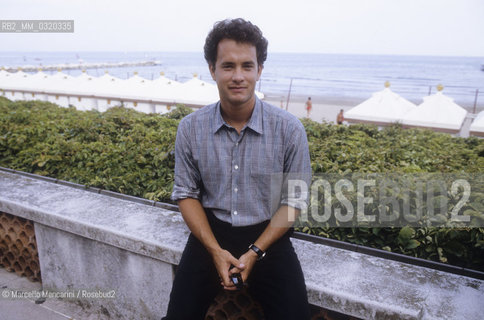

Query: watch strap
248;244;266;260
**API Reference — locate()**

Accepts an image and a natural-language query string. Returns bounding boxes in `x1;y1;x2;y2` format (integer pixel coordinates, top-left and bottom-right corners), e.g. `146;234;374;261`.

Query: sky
1;0;483;57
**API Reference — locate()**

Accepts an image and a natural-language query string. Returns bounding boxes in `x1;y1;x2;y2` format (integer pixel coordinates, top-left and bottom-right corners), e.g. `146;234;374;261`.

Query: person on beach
337;109;344;124
162;18;311;320
305;97;312;118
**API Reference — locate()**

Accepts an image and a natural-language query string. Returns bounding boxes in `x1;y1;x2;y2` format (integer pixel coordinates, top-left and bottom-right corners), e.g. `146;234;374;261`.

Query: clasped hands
212;247;259;291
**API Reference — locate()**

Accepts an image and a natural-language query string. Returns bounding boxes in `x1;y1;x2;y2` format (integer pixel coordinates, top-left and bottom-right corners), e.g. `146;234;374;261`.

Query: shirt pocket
249;144;284;213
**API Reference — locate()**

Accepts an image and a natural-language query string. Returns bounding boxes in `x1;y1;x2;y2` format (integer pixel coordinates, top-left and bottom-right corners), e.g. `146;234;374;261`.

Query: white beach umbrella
469;111;484;137
400;85;467;133
345;82;417;126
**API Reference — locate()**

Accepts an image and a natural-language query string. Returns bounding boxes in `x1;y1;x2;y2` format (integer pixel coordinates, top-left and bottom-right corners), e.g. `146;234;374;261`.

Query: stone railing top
0;170;189;265
0;170;483;320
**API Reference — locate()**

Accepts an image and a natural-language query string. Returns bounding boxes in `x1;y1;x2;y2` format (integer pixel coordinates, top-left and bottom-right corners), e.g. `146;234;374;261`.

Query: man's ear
257;64;263;81
209;64;216;81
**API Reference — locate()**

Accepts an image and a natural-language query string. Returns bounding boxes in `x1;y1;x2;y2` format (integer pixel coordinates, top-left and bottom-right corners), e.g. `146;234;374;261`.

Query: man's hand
222;249;258;290
211;248;246;290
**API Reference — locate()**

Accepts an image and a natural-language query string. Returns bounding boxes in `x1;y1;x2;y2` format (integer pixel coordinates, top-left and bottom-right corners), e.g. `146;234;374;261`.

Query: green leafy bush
0;98;182;201
300;118;484;271
1;98;483;271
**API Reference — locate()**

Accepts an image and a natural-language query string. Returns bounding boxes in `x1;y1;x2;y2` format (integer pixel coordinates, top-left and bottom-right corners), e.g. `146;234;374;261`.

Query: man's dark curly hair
204;18;268;68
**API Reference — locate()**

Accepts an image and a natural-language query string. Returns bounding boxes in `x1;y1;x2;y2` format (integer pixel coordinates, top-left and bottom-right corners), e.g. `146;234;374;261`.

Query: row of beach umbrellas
344;82;483;137
0;68;264;114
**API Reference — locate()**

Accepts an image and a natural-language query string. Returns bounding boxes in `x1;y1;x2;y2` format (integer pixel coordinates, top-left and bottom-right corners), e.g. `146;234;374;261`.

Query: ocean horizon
1;51;483;109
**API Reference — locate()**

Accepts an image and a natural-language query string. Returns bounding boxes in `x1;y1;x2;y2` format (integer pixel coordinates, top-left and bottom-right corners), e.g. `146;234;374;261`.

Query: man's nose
232;67;244;82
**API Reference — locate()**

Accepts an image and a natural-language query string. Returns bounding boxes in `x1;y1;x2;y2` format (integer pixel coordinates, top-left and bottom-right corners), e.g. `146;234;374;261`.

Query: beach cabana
469;111;484;137
174;75;220;107
152;72;180;86
0;69;32;101
83;71;124;111
120;72;156;113
344;82;417;126
43;69;76;107
150;72;183;113
69;71;106;111
20;70;53;102
400;85;467;134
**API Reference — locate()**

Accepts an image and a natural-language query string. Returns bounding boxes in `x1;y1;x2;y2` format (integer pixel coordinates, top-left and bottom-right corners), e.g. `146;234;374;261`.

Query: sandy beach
264;93;361;124
264;93;484;125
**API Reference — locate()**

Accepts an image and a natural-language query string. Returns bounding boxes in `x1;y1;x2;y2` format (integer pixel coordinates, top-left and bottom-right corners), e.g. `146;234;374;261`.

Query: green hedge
300;119;484;271
0;98;192;201
1;97;483;271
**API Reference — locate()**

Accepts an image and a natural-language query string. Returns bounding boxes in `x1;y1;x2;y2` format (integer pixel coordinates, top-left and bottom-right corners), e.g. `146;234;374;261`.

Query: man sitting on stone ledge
162;18;311;320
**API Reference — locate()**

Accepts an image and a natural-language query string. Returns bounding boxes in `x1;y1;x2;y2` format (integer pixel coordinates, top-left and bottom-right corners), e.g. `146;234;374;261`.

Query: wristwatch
248;244;266;261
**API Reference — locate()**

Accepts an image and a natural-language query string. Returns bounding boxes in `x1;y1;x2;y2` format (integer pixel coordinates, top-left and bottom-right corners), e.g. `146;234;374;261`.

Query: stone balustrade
0;169;483;319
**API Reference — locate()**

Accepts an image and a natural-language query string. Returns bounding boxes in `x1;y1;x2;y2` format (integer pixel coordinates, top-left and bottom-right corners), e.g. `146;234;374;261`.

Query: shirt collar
213;97;263;135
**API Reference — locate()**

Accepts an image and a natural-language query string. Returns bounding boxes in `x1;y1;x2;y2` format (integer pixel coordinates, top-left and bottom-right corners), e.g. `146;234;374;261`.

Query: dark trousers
162;210;310;320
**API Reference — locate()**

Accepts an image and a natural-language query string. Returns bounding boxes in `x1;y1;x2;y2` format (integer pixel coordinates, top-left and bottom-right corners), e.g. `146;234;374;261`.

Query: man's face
210;39;262;108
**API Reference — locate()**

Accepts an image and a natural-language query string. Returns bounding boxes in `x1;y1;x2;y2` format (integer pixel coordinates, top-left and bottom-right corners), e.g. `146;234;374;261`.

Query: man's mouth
229;86;246;92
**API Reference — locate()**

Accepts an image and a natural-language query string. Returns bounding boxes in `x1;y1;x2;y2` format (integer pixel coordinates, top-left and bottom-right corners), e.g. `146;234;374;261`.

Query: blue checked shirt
171;97;311;226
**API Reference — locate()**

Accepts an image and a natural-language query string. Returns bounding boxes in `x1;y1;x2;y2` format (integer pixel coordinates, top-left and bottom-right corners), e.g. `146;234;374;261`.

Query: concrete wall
1;169;483;320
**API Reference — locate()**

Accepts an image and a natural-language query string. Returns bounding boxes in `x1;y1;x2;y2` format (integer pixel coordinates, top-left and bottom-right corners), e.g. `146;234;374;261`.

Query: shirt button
233;211;238;215
235;142;239;146
234;165;239;170
234;187;238;193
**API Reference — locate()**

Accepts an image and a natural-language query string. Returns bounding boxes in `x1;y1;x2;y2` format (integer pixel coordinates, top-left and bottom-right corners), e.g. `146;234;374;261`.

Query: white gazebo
469;110;484;137
345;82;417;126
400;85;468;134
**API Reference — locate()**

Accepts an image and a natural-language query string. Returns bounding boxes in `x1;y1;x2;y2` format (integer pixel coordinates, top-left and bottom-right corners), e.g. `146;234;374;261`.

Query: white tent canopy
400;89;467;133
469;111;484;137
0;69;266;112
345;84;417;126
174;76;220;106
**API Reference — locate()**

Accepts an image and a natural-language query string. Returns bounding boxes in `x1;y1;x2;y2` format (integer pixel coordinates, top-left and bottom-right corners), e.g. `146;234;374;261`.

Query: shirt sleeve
171;117;202;201
280;120;312;211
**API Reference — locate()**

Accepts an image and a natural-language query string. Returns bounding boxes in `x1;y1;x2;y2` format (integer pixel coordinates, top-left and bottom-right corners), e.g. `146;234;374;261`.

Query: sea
1;52;483;109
